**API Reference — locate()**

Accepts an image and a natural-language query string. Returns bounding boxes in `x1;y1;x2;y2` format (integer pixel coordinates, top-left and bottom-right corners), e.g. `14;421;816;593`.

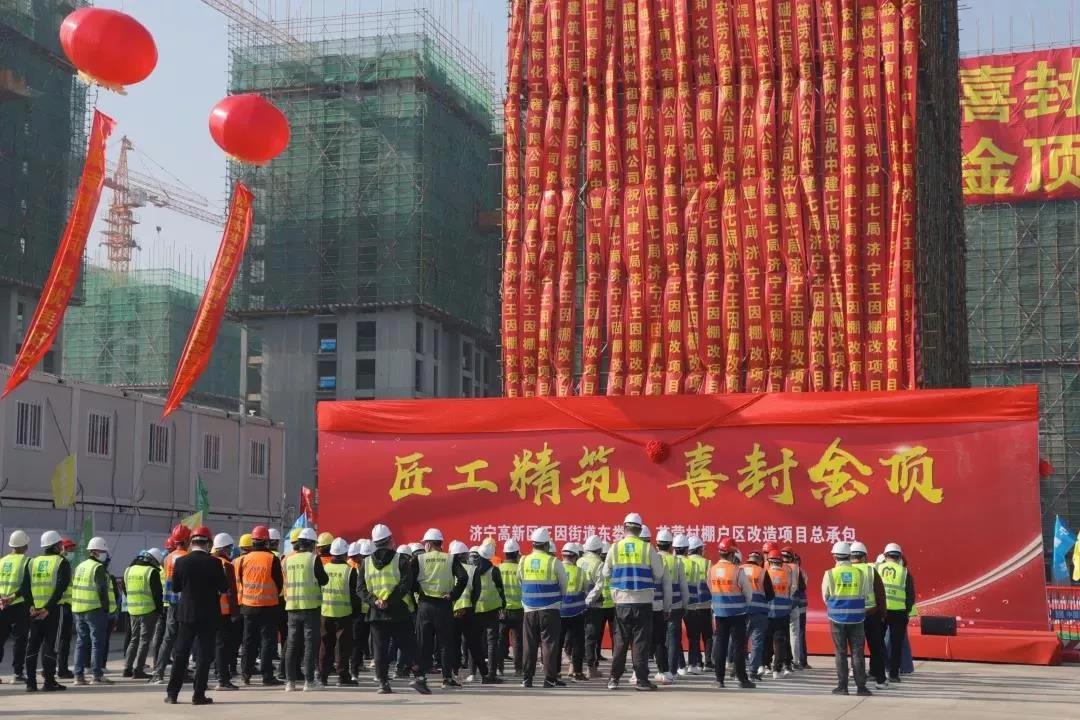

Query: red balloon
209;94;290;165
59;8;157;91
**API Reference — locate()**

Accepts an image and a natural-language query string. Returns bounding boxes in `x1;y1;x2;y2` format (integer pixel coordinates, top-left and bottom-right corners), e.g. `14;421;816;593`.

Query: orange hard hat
170;523;191;543
718;537;737;553
781;545;795;555
165;538;176;551
768;549;783;561
251;525;270;541
762;541;778;553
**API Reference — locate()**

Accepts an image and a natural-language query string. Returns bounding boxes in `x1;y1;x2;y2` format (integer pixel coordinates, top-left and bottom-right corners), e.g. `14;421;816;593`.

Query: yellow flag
179;511;203;529
51;454;76;508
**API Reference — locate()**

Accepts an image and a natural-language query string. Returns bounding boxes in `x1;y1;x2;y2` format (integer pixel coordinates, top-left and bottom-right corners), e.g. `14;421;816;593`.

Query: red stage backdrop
319;386;1047;633
962;47;1080;203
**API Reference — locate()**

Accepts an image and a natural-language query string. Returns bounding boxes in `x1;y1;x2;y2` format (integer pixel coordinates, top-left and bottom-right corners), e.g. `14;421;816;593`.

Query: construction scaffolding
0;0;89;291
62;267;242;409
225;8;500;335
966;200;1080;539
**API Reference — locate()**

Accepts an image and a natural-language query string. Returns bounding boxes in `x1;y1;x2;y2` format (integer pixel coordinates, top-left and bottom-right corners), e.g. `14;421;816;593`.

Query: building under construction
223;7;501;496
62;267;242;410
0;0;87;371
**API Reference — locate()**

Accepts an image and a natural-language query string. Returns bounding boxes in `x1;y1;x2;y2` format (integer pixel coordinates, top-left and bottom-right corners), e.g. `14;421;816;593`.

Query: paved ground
1;656;1077;720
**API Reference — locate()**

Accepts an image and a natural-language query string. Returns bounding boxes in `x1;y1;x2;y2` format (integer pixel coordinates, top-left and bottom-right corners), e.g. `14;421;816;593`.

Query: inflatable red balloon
59;8;157;93
209;94;290;165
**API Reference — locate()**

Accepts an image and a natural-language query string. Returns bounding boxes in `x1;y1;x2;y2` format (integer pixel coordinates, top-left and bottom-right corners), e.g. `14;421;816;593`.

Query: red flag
161;182;253;417
3;110;115;398
300;485;317;526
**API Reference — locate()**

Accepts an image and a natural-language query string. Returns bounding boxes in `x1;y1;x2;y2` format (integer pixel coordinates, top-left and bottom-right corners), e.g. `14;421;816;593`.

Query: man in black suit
165;526;226;706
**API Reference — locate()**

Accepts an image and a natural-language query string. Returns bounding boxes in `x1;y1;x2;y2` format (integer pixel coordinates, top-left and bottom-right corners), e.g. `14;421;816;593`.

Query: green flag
196;475;210;518
71;514;93;566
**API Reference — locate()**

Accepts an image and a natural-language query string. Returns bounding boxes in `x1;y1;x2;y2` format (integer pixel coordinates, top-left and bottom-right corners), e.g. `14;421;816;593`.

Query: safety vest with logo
417;550;453;598
681;556;700;606
348;558;370;613
577;553;614;609
474;566;501;613
520;551;560;610
561;562;586;618
500;561;522;610
322;562;352;618
0;553;29;605
766;564;792;618
162;549;189;606
610;537;653;592
709;560;747;617
29;554;63;608
284;551;321;611
71;559;114;614
691;554;712;604
852;562;878;610
123;565;158;616
364;553;402;603
239;551;279;607
878;560;908;611
740;563;769;615
826;565;867;624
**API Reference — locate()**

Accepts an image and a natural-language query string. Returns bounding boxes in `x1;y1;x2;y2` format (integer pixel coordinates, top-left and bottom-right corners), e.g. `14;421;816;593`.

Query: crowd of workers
0;512;916;703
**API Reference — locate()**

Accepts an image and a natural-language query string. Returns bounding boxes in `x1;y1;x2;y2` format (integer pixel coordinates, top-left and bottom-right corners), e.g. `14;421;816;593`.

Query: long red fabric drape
504;0;919;396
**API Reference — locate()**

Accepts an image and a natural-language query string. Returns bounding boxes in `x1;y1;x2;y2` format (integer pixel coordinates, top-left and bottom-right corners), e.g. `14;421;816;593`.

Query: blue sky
85;0;1080;272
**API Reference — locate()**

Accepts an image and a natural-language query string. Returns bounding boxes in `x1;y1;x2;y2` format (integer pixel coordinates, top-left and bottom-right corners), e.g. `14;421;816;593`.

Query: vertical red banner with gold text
501;0;527;398
859;0;886;392
163;183;254;417
3;110;115;398
659;0;685;395
881;0;905;391
839;0;863;390
604;0;625;396
901;0;919;388
618;0;643;396
580;0;606;396
520;0;547;397
639;0;664;396
715;1;741;394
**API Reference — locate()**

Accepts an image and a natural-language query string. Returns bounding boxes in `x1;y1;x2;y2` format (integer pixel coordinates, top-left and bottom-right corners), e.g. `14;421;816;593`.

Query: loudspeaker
919;615;957;636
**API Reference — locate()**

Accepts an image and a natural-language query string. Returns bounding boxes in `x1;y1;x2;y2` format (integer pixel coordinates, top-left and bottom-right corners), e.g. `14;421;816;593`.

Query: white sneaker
663;672;675;685
676;667;689;677
688;665;703;676
653;671;665;683
303;681;321;692
752;666;762;678
465;674;476;683
772;670;781;680
875;681;889;690
782;669;792;677
631;673;638;683
284;681;295;692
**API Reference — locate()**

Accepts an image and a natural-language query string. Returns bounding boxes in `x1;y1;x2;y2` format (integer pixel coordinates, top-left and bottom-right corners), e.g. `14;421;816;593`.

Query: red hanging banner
603;2;625;396
658;0;685;395
881;0;904;391
580;0;606;396
162;183;254;417
714;1;740;395
901;0;919;388
638;0;664;396
3;110;115;399
839;0;863;390
501;0;527;398
859;0;886;392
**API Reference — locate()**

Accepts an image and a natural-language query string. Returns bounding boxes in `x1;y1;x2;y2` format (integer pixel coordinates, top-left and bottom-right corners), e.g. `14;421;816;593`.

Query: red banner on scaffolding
162;182;253;417
2;110;115;399
962;47;1080;203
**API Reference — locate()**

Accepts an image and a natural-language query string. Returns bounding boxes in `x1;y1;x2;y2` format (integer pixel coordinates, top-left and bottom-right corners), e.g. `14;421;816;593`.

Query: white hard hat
449;540;469;555
884;542;903;556
423;528;444;543
213;532;235;550
530;527;551;544
8;530;28;548
640;524;651;540
147;548;165;564
397;544;412;554
479;543;495;560
359;540;376;556
268;528;282;541
409;542;424;553
831;541;851;556
672;533;689;549
850;541;868;556
564;542;582;555
876;554;887;564
623;512;643;526
503;539;520;553
298;527;317;542
330;537;349;556
583;535;603;552
87;536;109;552
371;524;392;542
347;541;362;556
656;529;674;544
601;541;612;553
687;535;704;551
40;530;62;548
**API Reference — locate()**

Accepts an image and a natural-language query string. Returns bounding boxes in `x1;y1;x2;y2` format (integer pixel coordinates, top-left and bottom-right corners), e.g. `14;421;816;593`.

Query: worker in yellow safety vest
0;529;33;684
71;537;116;685
499;539;524;676
822;541;872;697
24;530;72;691
878;543;915;683
319;537;359;687
282;527;329;692
464;542;504;684
122;548;163;680
578;535;611;679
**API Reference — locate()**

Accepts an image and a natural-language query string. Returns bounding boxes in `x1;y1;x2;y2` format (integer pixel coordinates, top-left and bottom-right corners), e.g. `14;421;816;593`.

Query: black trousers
500;608;524;673
57;605;73;673
584;606;613;669
416;600;454;678
558;613;585;675
242;607;278;682
285;609;320;683
0;602;29;676
215;616;241;683
370;620;416;683
466;609;500;679
885;610;909;679
320;615;353;682
864;613;887;683
522;609;561;684
610;603;652;684
712;614;749;682
651;610;668;674
350;615;369;676
166;621;217;700
152;604;180;677
684;608;706;667
24;608;61;684
766;616;791;672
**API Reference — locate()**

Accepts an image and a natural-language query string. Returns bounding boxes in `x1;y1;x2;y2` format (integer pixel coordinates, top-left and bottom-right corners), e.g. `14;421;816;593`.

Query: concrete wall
0;365;285;539
0;284;58;371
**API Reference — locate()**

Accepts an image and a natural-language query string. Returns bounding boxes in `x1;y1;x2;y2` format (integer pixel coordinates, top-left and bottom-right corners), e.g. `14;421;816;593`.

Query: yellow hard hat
238;533;253;549
289;527;302;542
317;531;334;546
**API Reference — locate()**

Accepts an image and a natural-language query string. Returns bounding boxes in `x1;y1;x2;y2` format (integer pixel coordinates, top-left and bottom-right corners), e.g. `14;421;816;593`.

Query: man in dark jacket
359;524;422;694
467;543;505;684
25;531;72;691
165;526;226;706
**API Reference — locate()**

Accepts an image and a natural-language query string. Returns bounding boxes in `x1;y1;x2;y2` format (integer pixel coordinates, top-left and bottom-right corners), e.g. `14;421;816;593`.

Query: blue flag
1052;515;1077;584
281;513;308;556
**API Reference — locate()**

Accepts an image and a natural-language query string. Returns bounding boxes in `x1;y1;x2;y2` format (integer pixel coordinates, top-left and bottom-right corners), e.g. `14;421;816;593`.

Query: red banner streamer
603;2;625;396
859;0;886;392
501;0;527;398
580;0;606;396
839;0;863;390
639;0;664;396
901;0;919;388
881;0;904;391
3;110;115;399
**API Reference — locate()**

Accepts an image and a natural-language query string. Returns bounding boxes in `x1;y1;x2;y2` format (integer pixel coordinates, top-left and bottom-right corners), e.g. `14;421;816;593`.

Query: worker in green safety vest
71;536;115;685
23;530;72;692
319;537;359;687
0;529;32;684
498;539;524;676
122;548;164;680
878;543;916;683
282;527;329;692
578;534;611;679
412;528;469;693
464;542;504;684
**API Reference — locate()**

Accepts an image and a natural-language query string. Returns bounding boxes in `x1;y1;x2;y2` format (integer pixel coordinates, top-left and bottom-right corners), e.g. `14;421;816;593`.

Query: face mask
99;553;110;564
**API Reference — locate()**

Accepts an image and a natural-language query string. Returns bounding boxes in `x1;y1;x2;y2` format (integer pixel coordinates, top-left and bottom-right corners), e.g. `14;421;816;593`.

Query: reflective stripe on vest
418;551;454;598
657;552;681;605
499;561;522;610
740;563;769;615
610;537;653;592
577;553;613;608
322;562;352;618
162;549;189;606
364;554;402;603
878;561;908;611
709;561;747;617
692;555;712;603
561;562;586;617
284;552;321;611
0;553;29;605
853;563;877;610
767;565;792;618
681;556;700;605
71;559;103;613
240;552;279;607
29;554;62;607
454;564;477;611
520;551;560;609
827;566;866;624
233;556;246;606
123;565;157;616
475;567;501;613
349;559;370;613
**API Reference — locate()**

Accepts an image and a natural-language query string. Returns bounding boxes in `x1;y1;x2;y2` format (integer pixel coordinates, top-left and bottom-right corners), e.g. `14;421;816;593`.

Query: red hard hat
762;541;778;553
718;538;737;553
192;525;212;540
251;525;270;541
170;523;191;543
165;538;176;551
781;545;795;555
768;549;782;561
62;539;77;550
